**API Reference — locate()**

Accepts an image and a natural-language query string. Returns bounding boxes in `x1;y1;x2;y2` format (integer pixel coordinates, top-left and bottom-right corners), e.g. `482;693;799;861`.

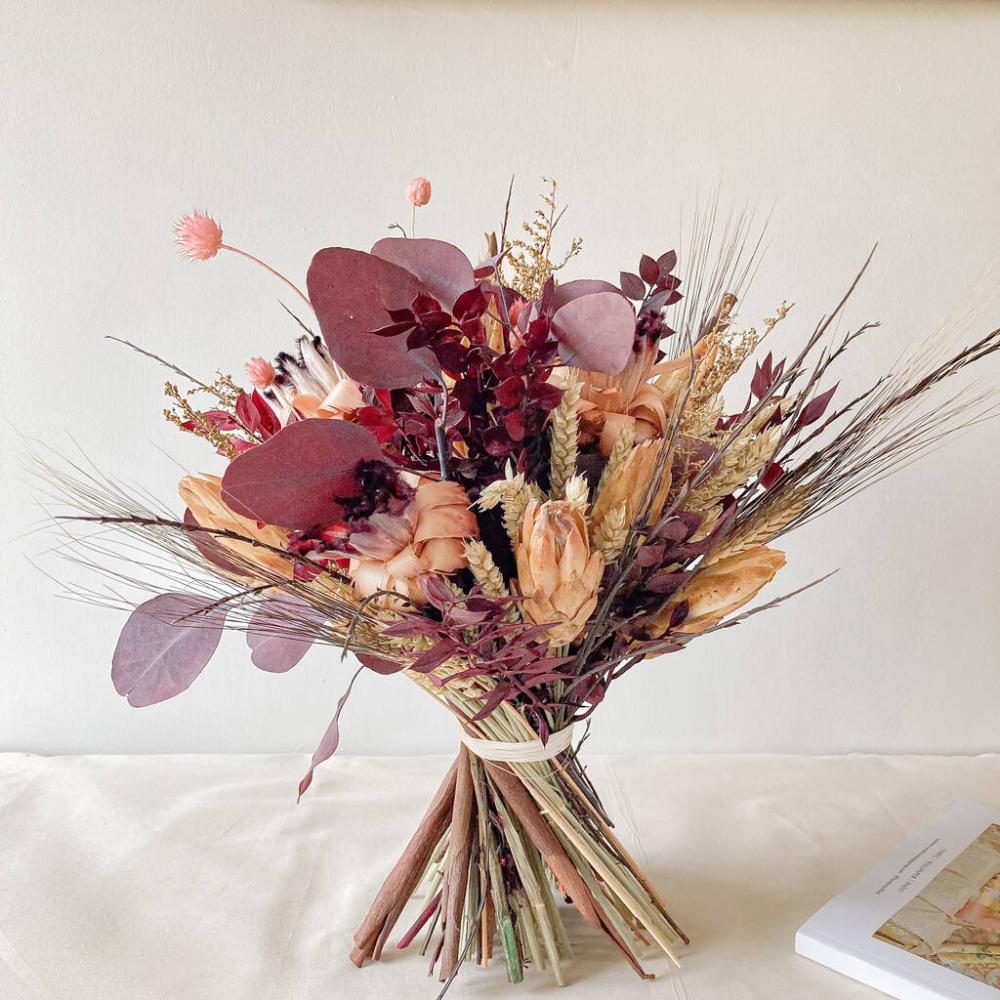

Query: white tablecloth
2;752;998;999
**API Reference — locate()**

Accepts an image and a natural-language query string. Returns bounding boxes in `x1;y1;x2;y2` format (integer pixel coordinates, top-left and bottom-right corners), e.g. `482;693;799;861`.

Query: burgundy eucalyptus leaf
551;291;636;374
409;638;462;674
307;247;440;389
452;285;488;321
297;666;362;798
220;419;382;531
111;593;225;707
246;596;325;673
419;574;459;609
370;238;475;312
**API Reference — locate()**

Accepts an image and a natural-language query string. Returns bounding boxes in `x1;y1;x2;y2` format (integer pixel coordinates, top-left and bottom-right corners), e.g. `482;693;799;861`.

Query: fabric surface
2;752;999;1000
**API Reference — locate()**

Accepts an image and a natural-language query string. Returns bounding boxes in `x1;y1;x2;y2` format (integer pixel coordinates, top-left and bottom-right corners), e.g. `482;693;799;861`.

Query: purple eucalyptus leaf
370;238;475;312
111;593;225;707
307;247;440;389
246;595;325;673
551;291;636;374
298;666;362;799
220;418;382;531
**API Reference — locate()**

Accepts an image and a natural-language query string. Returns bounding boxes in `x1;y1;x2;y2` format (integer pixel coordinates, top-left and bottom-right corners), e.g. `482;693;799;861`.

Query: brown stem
485;763;602;932
439;745;475;981
351;758;458;966
487;762;653;980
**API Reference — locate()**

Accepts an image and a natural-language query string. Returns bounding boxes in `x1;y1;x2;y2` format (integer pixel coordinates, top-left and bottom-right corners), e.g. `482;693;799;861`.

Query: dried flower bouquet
44;179;1000;995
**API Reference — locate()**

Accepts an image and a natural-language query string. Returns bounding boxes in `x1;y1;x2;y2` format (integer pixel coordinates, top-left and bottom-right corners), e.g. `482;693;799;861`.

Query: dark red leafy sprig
380;580;581;733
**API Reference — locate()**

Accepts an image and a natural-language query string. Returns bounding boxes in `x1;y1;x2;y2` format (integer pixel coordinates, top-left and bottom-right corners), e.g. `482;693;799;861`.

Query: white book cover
797;802;1000;998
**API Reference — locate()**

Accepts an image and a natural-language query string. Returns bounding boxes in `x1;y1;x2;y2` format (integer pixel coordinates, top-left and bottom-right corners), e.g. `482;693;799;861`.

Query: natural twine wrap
458;724;576;763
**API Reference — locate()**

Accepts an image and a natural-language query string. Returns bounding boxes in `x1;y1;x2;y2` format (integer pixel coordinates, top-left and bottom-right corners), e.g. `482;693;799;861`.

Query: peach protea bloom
576;335;718;456
590;439;672;540
576;334;669;456
515;500;603;646
245;357;276;389
174;211;223;261
348;480;477;604
642;545;785;638
650;335;719;412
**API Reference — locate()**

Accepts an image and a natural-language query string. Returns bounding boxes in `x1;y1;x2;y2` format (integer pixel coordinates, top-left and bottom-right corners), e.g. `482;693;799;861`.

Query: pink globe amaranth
406;177;431;207
174;211;223;261
245;356;276;389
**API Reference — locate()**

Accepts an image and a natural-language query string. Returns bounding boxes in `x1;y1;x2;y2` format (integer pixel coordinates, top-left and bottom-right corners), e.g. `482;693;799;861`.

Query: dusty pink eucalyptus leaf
183;508;249;578
357;652;406;675
221;418;382;531
298;666;362;798
370;237;475;312
246;595;325;673
307;247;440;389
551;291;636;374
550;278;620;311
111;593;225;707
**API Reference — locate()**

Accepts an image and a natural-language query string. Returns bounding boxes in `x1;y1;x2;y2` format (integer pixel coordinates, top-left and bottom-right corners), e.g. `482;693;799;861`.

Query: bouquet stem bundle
351;685;686;989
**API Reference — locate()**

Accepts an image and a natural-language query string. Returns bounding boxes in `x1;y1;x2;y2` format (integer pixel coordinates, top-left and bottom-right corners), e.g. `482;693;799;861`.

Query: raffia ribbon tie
457;724;576;763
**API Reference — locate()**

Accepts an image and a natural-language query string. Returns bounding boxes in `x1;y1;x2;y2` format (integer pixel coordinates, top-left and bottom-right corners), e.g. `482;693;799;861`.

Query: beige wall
3;0;999;754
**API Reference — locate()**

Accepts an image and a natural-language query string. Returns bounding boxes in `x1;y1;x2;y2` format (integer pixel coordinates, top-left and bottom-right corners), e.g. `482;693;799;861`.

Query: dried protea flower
265;335;362;424
651;336;719;412
590;440;672;542
515;500;603;646
643;545;785;638
348;480;477;604
576;334;670;456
